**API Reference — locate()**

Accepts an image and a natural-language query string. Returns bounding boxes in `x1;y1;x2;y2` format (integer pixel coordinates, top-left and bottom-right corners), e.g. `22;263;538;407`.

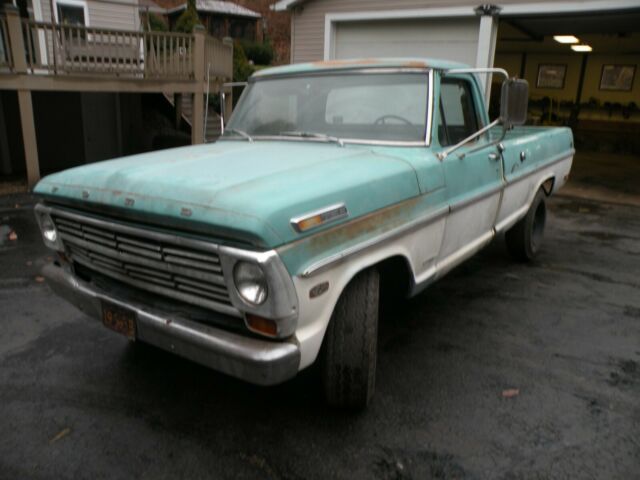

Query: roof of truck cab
252;58;469;78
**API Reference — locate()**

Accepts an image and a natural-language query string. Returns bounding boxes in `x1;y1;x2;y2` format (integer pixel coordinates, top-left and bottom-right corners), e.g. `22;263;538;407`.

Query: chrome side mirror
500;78;529;128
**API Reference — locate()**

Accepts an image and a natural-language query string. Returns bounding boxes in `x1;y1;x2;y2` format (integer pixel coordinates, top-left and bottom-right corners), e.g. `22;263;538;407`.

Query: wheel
321;268;379;409
506;188;547;261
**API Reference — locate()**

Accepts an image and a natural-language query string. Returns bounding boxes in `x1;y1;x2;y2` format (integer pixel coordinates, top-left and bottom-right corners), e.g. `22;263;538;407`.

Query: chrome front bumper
43;263;301;386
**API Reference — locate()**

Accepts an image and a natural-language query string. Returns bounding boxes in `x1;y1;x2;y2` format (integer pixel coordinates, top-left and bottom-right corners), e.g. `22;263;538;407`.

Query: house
143;0;262;41
0;0;233;188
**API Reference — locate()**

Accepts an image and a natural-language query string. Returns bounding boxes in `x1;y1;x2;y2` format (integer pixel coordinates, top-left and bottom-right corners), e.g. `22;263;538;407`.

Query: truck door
435;77;503;269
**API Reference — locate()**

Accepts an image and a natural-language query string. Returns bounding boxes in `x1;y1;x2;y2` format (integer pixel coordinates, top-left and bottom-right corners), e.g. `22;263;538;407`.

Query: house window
56;2;86;27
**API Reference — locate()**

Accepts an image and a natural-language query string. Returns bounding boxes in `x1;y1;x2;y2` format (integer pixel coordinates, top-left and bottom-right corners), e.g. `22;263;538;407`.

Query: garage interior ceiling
497;8;640;54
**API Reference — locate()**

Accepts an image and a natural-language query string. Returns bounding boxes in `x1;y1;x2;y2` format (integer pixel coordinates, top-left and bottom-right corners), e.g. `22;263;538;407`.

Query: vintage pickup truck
34;58;574;408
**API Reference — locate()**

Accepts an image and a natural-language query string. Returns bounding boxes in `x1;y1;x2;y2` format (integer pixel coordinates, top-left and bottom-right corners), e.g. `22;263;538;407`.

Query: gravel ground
0;192;639;480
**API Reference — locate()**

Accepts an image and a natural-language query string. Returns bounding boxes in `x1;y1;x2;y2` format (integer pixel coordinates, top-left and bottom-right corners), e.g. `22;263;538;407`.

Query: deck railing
21;21;197;79
0;15;11;69
0;11;232;83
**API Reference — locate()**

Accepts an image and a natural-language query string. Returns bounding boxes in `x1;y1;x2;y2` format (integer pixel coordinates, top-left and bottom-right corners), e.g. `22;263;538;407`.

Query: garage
493;7;640;205
333;17;481;66
279;0;640;204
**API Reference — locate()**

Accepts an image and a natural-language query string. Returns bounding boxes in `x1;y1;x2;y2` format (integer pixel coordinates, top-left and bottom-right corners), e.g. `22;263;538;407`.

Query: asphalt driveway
0;192;638;479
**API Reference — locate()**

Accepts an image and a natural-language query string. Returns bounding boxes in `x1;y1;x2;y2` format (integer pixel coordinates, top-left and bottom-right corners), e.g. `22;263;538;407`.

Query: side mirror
500;79;529;128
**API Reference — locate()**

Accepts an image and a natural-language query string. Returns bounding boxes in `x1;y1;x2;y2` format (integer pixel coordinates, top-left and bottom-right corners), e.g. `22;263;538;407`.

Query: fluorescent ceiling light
571;45;593;52
554;35;579;44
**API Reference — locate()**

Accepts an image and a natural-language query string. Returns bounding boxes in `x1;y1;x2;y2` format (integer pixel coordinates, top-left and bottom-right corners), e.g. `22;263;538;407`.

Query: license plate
101;301;136;339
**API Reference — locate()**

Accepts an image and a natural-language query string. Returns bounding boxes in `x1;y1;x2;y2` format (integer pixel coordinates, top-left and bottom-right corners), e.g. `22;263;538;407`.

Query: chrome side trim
42;263;300;386
299;152;574;278
290;203;348;233
301;205;449;277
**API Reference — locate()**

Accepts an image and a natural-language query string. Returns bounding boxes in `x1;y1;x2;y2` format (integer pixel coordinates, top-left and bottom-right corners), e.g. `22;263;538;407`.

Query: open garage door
334;18;481;66
493;5;640;205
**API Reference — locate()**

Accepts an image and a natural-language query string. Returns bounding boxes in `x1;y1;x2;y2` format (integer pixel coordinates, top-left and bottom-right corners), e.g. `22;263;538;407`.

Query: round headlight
43;221;57;243
40;215;58;244
233;261;268;305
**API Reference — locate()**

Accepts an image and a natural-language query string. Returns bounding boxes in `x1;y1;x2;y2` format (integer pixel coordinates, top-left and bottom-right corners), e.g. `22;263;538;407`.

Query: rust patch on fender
282;196;423;256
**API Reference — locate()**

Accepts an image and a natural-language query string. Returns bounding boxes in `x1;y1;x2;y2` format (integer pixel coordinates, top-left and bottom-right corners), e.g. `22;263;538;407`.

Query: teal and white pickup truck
34;58;573;408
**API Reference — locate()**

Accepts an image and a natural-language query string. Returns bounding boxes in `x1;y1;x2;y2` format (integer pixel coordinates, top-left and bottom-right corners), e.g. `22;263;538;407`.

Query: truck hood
34;141;420;248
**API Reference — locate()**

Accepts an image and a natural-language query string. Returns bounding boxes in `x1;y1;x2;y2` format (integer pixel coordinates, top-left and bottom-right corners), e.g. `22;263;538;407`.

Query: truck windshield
225;72;429;143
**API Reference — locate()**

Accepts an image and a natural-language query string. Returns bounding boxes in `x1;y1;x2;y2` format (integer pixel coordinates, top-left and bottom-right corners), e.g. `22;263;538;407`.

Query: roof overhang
272;0;305;12
165;1;261;18
274;0;640;13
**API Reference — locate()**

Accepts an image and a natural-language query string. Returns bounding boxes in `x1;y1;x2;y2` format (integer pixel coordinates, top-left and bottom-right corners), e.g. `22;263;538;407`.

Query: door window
438;79;479;146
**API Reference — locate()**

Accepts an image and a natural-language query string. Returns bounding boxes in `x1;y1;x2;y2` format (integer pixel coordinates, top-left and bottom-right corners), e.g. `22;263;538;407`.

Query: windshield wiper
223;128;253;142
280;131;344;147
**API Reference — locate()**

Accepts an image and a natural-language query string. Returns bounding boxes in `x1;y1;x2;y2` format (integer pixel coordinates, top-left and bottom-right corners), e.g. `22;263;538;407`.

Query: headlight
35;209;63;251
233;261;268;305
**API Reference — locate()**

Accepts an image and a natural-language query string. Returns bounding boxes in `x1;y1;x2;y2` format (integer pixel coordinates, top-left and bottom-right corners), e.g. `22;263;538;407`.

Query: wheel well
541;177;555;196
375;255;413;302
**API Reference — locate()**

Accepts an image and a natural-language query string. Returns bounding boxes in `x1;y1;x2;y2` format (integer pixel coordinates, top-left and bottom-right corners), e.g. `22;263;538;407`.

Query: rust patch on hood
403;60;428;68
312;58;381;67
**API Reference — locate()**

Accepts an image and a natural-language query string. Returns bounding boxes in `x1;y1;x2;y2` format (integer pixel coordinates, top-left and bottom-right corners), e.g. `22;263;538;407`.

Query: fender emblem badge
309;281;329;299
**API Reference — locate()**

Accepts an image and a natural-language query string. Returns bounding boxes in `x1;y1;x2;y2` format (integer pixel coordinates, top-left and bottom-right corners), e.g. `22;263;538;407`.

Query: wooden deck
0;5;233;186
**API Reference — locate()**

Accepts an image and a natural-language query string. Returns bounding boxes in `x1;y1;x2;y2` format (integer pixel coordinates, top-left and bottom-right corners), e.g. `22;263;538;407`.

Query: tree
174;0;202;34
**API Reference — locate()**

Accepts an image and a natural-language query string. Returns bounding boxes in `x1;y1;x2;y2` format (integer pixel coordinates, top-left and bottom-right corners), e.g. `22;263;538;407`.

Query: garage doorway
493;7;640;205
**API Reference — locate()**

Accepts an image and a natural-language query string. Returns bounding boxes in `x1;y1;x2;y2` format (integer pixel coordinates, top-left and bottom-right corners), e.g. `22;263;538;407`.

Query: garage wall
290;0;588;63
494;52;640;104
334;18;480;65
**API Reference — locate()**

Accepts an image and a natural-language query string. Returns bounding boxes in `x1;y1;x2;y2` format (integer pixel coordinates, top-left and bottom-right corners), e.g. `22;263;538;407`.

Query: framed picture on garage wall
599;65;636;91
536;64;567;89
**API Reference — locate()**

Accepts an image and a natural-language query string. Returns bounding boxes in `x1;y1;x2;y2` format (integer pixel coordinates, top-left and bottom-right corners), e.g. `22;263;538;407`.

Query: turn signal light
296;215;324;232
246;314;278;337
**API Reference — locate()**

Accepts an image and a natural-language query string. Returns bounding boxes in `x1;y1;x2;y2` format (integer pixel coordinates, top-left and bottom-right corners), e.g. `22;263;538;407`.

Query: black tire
506;188;547;261
321;268;379;409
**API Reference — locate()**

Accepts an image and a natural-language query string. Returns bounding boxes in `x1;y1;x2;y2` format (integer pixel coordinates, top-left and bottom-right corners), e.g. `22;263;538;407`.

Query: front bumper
43;263;301;386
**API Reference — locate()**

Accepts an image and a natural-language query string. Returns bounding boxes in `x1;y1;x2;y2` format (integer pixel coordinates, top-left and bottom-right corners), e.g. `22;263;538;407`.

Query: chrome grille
51;212;239;317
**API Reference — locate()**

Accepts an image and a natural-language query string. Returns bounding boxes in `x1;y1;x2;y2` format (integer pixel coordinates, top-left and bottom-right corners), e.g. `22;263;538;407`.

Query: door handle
488;152;500;161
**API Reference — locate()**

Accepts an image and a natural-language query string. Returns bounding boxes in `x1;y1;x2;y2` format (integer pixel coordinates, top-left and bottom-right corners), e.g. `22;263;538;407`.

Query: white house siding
289;0;593;64
36;0;140;31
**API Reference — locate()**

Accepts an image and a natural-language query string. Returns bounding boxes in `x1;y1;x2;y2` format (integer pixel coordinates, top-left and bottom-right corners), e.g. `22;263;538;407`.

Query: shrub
233;41;255;82
239;40;274;66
